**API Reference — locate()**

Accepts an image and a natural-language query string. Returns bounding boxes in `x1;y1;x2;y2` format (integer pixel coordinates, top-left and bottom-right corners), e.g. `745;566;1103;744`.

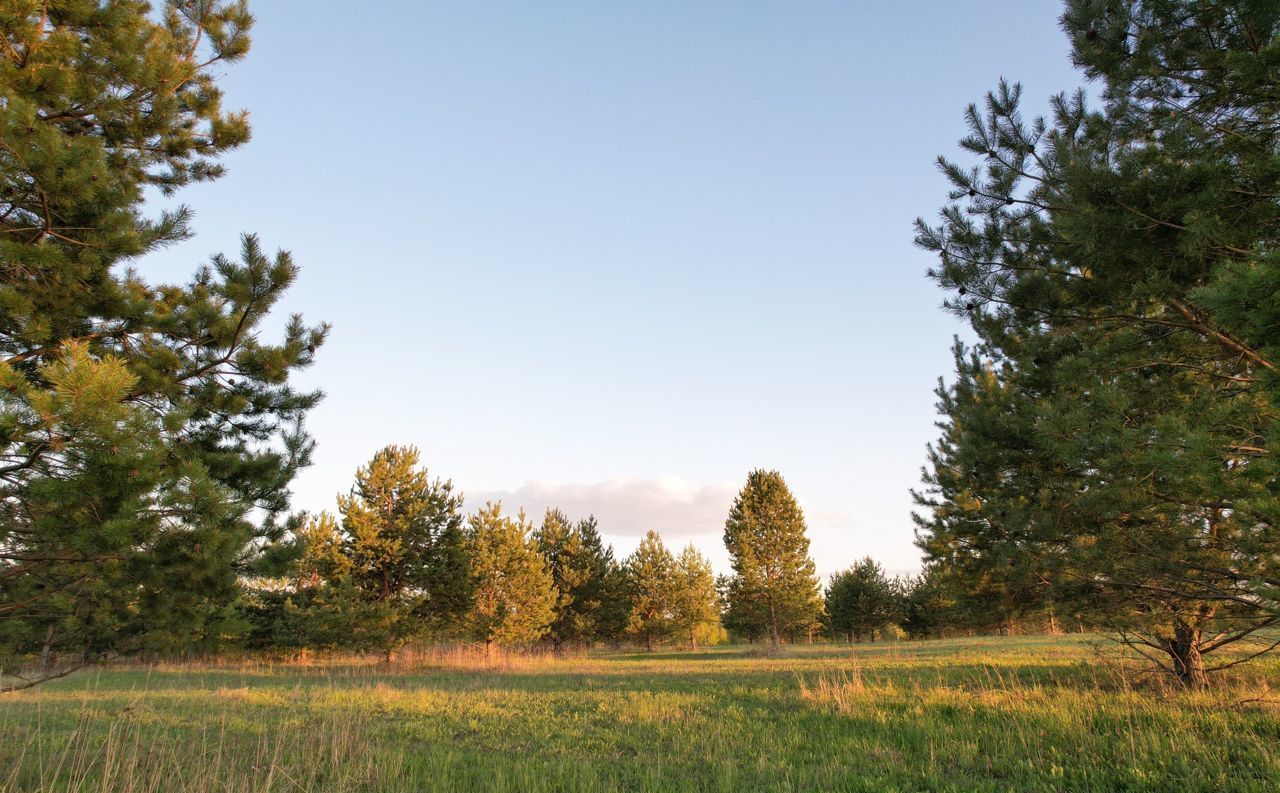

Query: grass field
2;635;1278;792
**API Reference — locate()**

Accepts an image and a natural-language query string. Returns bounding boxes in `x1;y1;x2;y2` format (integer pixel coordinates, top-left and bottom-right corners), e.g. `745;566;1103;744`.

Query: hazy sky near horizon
140;2;1083;578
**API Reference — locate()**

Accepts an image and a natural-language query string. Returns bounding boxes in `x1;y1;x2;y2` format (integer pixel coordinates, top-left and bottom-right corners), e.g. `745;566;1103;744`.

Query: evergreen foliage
899;565;958;640
464;503;556;654
535;510;623;647
0;1;326;688
824;558;902;642
337;446;471;636
719;573;766;643
911;341;1060;635
246;447;470;657
669;544;721;649
722;470;823;645
624;531;676;650
915;0;1280;686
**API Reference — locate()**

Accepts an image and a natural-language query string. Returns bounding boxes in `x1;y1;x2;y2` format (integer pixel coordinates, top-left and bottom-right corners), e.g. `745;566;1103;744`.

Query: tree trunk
1165;625;1209;688
768;602;780;647
484;639;493;662
39;626;55;672
383;646;394;665
689;629;696;651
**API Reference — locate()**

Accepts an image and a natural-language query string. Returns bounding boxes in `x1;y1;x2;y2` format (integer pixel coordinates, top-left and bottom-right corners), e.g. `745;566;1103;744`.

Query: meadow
2;635;1278;793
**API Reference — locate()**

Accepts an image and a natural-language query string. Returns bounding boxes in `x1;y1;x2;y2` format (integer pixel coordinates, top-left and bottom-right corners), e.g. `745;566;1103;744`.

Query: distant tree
275;447;470;660
465;503;556;657
580;516;635;643
722;470;823;646
536;511;621;648
0;1;327;689
825;558;900;643
625;531;676;650
669;545;721;649
900;565;957;640
260;513;398;654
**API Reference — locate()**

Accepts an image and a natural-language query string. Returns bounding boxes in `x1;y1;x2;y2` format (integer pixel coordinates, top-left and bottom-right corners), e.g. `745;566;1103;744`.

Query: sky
139;1;1084;579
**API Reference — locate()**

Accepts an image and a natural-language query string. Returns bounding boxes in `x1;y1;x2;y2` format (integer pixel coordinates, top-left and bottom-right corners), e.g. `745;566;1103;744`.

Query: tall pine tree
0;1;326;688
916;0;1280;686
722;470;822;646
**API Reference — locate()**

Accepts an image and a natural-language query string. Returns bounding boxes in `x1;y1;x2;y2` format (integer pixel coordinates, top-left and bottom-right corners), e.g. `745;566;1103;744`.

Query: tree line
241;449;828;659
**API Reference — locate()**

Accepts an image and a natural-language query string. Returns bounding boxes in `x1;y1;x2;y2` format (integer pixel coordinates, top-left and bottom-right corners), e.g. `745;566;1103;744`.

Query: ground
2;635;1278;792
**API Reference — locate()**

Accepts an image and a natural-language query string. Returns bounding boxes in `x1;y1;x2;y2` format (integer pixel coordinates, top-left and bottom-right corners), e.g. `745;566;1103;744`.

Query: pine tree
911;341;1062;636
669;544;721;649
824;558;901;643
333;446;471;658
465;503;556;657
576;516;634;643
915;0;1280;686
722;470;823;646
0;2;326;689
625;531;676;651
249;448;470;658
272;512;399;654
900;565;957;640
535;511;621;648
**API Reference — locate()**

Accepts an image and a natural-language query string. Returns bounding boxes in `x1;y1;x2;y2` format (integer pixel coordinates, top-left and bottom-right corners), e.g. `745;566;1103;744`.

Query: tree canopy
722;470;823;645
915;0;1280;686
0;0;326;688
464;503;557;654
825;558;901;643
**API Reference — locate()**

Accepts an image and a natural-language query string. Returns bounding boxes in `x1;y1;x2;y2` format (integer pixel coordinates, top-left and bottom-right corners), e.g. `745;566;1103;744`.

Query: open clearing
2;635;1278;792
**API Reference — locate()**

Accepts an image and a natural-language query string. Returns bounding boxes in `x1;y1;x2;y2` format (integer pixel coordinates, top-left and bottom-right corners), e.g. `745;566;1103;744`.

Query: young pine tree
899;565;957;641
535;511;621;648
274;513;397;654
669;545;721;649
825;558;900;643
576;516;634;643
277;447;470;660
625;531;676;651
722;470;823;646
465;503;556;658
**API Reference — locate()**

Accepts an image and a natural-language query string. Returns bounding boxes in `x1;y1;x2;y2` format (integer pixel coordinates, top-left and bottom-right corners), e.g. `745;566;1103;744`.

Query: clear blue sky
141;1;1082;577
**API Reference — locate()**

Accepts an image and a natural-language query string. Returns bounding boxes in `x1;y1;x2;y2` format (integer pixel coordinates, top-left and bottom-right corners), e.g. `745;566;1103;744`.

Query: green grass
2;635;1278;792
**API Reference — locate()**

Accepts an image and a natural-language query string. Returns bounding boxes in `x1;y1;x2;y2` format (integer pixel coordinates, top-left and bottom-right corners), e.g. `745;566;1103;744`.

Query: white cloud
464;477;737;539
